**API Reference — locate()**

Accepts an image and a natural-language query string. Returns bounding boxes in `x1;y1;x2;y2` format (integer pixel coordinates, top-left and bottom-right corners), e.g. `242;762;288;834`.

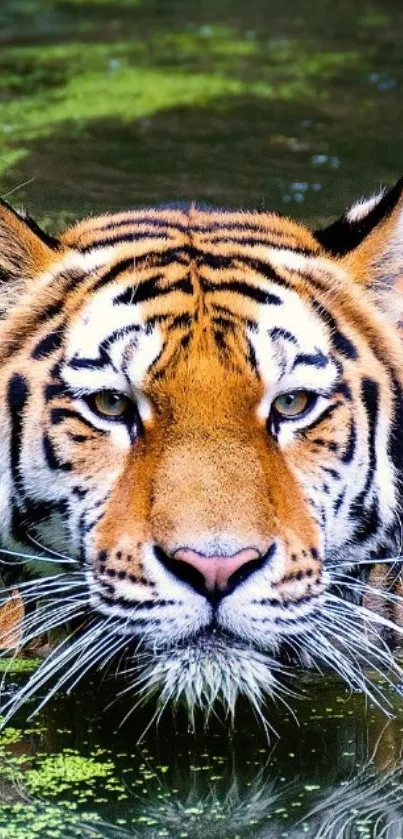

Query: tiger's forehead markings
63;282;163;396
57;209;338;400
63;205;322;256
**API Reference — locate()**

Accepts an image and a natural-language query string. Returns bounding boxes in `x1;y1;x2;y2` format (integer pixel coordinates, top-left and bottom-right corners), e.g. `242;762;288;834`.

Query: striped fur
2;183;403;720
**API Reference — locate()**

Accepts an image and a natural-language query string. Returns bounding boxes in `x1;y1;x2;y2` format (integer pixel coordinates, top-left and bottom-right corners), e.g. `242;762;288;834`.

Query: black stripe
232;256;293;289
201;278;282;306
59;268;88;292
292;350;328;371
350;499;381;543
212;302;257;330
23;498;67;525
167;313;193;330
334;489;345;514
310;300;358;360
335;380;352;401
92;249;190;293
34;299;65;324
68;345;111;371
80;231;170;252
269;327;297;344
352;377;379;507
50;407;100;432
211;316;236;337
114;276;193;305
7;373;29;495
44;382;65;402
321;466;340;479
94;215;189;235
97;324;141;358
92;257;136;292
312;438;339;452
94;592;162;622
73;486;88;498
303;402;342;434
43;433;72;472
389;374;403;487
340;419;356;463
207;234;313;254
245;336;259;373
31;330;63;360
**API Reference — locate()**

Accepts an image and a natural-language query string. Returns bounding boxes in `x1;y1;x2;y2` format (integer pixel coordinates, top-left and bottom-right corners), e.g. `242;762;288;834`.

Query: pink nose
173;547;261;592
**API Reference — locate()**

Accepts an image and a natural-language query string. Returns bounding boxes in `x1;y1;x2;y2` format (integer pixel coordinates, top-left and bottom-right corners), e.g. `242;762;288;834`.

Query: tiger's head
1;182;403;720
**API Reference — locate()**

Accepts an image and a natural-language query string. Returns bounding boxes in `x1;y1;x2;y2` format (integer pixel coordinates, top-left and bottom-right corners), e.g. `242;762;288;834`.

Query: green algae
0;804;105;839
1;0;403;223
0;658;42;675
25;752;115;797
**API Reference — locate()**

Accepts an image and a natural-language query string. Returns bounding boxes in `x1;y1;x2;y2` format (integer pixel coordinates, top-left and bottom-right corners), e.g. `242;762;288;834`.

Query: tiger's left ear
315;178;403;311
0;199;61;304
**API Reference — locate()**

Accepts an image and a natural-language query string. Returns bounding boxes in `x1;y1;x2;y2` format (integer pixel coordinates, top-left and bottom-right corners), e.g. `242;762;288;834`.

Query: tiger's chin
126;630;286;723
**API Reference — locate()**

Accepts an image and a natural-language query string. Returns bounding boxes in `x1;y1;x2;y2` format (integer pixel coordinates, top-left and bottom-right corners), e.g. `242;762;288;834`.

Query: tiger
1;180;403;724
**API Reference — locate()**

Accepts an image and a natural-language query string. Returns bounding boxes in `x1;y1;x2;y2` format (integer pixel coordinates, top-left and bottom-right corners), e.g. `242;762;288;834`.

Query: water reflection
2;673;403;837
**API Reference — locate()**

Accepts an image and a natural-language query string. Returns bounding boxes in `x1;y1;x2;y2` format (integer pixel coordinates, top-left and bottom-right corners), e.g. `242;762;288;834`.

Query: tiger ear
315;178;403;294
0;199;60;302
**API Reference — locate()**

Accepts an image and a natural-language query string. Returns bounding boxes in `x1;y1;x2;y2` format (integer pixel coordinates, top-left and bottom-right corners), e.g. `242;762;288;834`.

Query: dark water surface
2;667;403;838
1;0;403;226
1;0;403;836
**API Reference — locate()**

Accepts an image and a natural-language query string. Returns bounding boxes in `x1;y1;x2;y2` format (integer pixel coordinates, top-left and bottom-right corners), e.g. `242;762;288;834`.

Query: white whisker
25;531;79;565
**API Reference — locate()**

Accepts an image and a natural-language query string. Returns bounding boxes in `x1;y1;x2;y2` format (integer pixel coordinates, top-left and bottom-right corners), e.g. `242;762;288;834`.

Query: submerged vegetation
0;0;403;224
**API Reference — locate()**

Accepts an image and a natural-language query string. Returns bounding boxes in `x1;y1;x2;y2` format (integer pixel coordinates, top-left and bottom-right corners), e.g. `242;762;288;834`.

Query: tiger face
1;182;403;718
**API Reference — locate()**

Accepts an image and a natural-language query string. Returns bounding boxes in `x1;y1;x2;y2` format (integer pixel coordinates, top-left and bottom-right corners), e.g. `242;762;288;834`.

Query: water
1;0;403;227
2;0;403;835
2;667;403;838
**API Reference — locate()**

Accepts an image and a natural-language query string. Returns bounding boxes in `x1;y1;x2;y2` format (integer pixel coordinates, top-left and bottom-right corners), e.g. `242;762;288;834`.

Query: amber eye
272;390;314;419
92;390;131;418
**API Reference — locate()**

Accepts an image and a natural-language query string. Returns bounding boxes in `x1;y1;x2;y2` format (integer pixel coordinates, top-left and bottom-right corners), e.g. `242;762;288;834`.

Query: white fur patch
346;191;385;223
63;283;163;403
41;247;118;288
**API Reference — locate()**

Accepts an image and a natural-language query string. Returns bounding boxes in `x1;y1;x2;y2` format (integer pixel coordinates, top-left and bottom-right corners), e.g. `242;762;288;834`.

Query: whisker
0;598;87;651
327;555;403;570
25;531;79;565
0;620;100;724
326;592;403;638
296;616;394;711
0;546;77;566
33;626;126;713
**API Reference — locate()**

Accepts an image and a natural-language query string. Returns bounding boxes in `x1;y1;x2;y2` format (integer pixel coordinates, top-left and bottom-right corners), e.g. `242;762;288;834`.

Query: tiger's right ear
0;199;61;294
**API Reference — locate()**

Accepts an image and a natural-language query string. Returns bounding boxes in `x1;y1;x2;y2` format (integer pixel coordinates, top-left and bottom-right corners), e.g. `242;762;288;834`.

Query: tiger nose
172;547;262;595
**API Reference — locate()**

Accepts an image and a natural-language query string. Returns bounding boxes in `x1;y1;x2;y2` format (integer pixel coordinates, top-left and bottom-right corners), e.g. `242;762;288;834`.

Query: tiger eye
93;391;130;418
272;390;311;419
